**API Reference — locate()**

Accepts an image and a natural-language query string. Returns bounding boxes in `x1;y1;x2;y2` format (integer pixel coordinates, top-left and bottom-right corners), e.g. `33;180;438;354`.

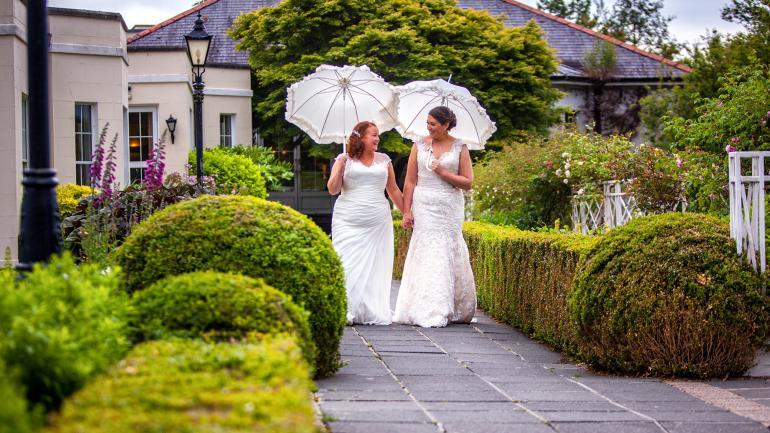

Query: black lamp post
18;0;61;271
184;12;212;184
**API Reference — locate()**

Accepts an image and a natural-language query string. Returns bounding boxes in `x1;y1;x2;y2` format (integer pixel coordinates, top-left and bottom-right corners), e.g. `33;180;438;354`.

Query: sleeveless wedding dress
331;152;393;325
393;139;476;327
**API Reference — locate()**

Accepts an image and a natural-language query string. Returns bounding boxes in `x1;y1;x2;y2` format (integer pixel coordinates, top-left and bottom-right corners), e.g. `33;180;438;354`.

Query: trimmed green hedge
189;147;267;198
464;222;595;350
131;271;316;370
0;255;129;412
570;213;770;377
395;217;770;377
45;337;316;433
112;195;346;377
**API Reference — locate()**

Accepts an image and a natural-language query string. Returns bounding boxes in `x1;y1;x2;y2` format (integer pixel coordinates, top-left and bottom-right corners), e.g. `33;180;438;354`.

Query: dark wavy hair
429;106;457;130
346;121;377;159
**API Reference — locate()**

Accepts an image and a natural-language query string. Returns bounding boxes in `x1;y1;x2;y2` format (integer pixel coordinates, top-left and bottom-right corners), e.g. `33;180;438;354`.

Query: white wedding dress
393;139;476;327
331;152;393;325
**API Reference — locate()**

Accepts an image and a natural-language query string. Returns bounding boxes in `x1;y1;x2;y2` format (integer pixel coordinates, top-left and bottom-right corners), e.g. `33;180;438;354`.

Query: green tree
537;0;604;28
664;69;770;154
582;41;617;133
230;0;561;154
722;0;770;33
600;0;676;56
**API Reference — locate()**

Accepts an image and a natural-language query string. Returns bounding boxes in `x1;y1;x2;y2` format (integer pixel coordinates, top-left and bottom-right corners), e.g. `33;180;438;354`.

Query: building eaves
48;7;128;32
127;0;221;44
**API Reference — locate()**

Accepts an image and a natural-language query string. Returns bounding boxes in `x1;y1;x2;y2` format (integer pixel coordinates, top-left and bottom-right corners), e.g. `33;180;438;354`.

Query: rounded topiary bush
189;148;267;198
569;212;770;377
111;195;345;377
130;271;316;369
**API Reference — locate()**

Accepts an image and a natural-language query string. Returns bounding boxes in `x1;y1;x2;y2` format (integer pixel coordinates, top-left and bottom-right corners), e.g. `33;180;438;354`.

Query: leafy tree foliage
600;0;674;55
537;0;603;28
537;0;678;58
639;0;770;146
230;0;561;154
722;0;770;33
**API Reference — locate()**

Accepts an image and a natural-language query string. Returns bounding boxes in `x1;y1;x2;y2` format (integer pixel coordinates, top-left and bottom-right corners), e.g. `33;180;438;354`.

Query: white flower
564;162;571;169
564;170;571;178
561;152;570;159
578;161;584;166
555;169;563;177
577;188;585;195
563;178;569;184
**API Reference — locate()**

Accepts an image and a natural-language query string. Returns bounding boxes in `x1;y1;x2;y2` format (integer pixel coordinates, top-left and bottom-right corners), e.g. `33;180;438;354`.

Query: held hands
401;212;414;229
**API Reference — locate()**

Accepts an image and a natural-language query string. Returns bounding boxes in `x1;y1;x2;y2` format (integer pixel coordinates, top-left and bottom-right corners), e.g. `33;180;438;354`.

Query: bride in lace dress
393;106;476;327
328;121;404;325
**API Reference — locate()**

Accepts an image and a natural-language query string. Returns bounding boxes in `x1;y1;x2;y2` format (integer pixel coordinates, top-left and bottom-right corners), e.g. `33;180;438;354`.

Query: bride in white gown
327;121;404;325
393;106;476;328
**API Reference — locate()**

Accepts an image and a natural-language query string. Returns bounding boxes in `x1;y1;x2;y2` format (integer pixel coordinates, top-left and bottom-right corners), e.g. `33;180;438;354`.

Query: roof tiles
127;0;688;78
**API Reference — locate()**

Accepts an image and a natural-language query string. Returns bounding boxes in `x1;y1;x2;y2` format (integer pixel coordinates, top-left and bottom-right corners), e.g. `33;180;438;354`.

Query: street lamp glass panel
186;38;211;67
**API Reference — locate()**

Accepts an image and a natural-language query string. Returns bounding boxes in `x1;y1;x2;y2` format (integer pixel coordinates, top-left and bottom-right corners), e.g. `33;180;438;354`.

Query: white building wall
0;0;26;261
0;3;128;264
128;50;253;176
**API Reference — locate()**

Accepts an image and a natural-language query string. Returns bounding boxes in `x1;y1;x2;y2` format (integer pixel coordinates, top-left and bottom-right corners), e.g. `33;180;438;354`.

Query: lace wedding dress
331;152;393;325
393;139;476;327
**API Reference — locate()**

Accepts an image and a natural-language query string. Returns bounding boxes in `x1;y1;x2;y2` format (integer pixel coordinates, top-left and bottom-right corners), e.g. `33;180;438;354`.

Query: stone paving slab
327;421;439;433
315;282;770;433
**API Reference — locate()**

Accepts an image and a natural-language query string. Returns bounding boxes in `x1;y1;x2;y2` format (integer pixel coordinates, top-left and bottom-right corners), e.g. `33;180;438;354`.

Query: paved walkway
315;283;770;433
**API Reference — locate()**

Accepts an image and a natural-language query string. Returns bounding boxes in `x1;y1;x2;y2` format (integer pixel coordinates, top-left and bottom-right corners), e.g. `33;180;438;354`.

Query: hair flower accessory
351;129;361;137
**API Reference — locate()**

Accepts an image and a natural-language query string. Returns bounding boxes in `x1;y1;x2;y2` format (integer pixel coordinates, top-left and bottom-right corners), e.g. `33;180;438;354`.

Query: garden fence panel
728;151;768;277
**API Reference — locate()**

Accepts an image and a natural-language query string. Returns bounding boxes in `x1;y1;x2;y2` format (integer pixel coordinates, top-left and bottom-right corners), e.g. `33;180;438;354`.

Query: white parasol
285;64;399;149
394;78;496;149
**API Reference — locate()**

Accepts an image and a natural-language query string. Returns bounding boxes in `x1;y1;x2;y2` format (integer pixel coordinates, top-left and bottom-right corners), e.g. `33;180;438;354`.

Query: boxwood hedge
130;271;316;370
111;195;346;377
569;212;770;377
395;217;770;377
45;337;315;433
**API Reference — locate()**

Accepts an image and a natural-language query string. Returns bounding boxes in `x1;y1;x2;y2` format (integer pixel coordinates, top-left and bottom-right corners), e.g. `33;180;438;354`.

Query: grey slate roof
456;0;689;79
127;0;279;68
127;0;689;78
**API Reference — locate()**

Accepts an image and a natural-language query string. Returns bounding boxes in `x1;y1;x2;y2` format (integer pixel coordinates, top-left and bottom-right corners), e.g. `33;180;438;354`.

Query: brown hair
428;106;457;130
346;121;377;159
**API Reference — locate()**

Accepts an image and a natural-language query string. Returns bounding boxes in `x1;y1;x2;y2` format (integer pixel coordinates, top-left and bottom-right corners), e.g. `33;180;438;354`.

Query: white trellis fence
728;151;770;274
571;181;643;234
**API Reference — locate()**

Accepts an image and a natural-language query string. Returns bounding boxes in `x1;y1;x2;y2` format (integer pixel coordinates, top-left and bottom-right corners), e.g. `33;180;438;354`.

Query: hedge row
464;222;595;351
570;213;769;377
45;337;315;433
131;271;317;372
394;214;770;377
112;195;346;377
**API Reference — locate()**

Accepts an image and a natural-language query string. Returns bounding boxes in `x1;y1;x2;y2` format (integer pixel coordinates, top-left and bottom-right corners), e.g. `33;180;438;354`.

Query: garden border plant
111;195;346;377
394;215;770;377
131;271;317;370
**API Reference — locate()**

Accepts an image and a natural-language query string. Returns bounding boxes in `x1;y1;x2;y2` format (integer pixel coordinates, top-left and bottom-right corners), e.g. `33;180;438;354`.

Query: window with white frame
75;103;95;186
128;108;157;184
21;93;29;171
220;114;234;147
